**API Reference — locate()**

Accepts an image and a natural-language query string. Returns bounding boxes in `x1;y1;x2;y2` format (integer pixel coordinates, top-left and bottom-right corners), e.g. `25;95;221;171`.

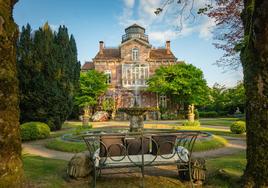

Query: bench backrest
83;131;201;161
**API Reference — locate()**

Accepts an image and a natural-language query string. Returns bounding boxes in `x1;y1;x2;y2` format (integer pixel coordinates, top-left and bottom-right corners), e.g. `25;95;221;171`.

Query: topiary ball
20;122;50;141
230;121;246;134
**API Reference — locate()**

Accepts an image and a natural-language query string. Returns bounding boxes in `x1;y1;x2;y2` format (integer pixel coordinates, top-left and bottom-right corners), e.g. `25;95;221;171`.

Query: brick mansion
82;24;182;120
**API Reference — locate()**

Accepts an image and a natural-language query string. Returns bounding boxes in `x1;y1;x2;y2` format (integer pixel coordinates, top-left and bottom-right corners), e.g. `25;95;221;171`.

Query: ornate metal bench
83;130;201;188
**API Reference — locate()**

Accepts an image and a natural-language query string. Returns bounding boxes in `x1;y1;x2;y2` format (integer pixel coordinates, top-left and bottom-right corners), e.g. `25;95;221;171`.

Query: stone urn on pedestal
188;104;195;122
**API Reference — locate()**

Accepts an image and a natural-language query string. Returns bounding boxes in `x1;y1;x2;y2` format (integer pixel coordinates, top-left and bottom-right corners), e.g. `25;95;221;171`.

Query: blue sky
14;0;243;87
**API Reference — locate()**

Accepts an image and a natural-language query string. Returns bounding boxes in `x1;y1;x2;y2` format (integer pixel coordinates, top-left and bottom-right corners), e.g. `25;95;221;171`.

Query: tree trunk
0;0;24;187
241;0;268;187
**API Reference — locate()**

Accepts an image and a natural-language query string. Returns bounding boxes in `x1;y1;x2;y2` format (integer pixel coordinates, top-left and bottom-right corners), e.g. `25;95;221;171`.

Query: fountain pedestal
129;115;144;132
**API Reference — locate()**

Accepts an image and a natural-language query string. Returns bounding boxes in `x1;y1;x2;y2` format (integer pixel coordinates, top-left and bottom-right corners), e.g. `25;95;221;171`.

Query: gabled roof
82;61;94;70
120;38;151;47
149;49;176;60
94;48;121;60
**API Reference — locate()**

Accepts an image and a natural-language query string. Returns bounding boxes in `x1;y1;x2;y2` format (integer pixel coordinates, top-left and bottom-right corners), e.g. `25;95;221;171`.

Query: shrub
194;109;199;120
182;120;201;127
21;122;50;141
230;121;246;134
199;111;218;118
161;113;177;120
74;124;92;135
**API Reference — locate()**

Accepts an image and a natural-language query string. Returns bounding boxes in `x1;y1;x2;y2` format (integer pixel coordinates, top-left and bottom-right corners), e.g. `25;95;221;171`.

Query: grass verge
45;134;226;153
204;152;246;187
45;138;87;153
23;154;67;187
193;135;227;152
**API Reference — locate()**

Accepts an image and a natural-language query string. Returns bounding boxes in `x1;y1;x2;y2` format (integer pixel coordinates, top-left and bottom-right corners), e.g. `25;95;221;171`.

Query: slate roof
94;48;121;59
93;48;176;60
149;49;176;59
81;61;94;70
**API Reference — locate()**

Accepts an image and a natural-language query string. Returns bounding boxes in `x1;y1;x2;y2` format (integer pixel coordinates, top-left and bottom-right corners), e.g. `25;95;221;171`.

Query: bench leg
188;162;194;188
140;166;145;188
92;166;96;188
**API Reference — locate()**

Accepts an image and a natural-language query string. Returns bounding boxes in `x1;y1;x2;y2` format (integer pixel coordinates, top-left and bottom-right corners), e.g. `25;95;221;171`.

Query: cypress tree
17;23;80;130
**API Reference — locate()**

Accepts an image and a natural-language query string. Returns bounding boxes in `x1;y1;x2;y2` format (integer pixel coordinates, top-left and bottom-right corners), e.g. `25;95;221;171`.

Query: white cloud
124;0;135;8
198;18;216;40
118;0;217;44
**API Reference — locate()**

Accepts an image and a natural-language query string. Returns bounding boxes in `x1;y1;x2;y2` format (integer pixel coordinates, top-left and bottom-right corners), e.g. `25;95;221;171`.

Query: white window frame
104;70;112;85
159;95;167;108
122;64;149;87
132;48;139;61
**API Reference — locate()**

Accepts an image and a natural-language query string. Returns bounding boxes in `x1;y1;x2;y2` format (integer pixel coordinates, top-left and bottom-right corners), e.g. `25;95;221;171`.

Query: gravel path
22;139;75;161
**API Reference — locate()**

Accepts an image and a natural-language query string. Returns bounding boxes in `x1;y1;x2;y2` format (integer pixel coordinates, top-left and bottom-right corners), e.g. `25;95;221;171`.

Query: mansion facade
82;24;182;120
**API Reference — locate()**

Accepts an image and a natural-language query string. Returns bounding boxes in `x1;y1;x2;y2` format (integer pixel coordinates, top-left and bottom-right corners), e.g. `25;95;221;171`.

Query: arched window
132;48;139;61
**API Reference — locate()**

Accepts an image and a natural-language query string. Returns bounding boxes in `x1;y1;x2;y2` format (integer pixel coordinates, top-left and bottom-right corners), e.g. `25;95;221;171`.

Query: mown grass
45;138;87;153
45;134;227;153
177;126;246;138
204;152;246;188
22;155;184;188
193;135;227;152
23;154;67;187
22;152;246;188
199;119;235;127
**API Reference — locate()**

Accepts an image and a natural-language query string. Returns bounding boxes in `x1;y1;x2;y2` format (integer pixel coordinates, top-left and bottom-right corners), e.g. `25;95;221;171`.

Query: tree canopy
147;63;208;106
75;70;108;109
17;23;80;130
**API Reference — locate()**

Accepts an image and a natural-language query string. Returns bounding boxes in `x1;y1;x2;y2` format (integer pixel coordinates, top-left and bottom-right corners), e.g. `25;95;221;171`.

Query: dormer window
132;48;139;61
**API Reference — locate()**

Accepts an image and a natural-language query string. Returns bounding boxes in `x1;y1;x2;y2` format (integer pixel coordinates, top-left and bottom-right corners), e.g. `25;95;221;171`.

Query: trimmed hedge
182;120;201;127
21;122;50;141
161;113;178;120
230;121;246;134
199;111;218;118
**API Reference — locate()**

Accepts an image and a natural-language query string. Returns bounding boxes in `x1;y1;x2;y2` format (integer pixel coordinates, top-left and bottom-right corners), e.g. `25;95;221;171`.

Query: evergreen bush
230;121;246;134
199;111;218;118
21;122;50;141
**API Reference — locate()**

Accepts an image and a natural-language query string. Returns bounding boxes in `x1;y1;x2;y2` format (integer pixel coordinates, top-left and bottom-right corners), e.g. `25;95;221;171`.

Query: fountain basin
119;107;159;132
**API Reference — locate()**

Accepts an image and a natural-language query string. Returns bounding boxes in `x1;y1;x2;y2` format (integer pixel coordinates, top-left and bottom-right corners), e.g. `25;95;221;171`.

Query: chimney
166;41;170;54
99;41;104;54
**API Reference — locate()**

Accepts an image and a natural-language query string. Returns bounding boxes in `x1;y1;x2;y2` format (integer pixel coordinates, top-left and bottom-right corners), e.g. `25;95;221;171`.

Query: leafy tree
199;0;244;69
17;23;80;130
75;70;108;111
0;0;24;186
147;63;208;112
156;1;268;185
202;82;245;114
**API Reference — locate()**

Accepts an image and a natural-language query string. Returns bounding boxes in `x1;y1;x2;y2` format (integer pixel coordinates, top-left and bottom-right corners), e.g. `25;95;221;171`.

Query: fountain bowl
118;107;158;116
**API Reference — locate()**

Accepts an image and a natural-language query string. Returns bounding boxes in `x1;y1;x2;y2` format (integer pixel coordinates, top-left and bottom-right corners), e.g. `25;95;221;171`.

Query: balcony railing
122;33;149;43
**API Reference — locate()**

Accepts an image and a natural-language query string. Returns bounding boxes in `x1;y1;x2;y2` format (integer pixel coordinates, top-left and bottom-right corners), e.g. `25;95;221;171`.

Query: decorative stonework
82;24;183;119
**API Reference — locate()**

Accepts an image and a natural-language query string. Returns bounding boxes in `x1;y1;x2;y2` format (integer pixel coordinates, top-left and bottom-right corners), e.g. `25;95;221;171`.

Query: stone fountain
119;86;157;132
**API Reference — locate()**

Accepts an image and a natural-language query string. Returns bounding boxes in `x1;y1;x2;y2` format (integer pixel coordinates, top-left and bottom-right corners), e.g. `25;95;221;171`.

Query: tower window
132;48;139;61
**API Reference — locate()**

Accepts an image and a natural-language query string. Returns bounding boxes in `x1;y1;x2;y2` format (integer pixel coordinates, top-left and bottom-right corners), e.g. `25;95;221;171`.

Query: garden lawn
22;152;246;188
199;118;238;127
45;134;227;153
45;138;87;153
205;151;246;187
193;135;227;152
